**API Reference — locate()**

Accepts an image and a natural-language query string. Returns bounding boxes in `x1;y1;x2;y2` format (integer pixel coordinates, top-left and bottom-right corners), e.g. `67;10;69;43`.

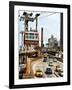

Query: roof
24;31;39;34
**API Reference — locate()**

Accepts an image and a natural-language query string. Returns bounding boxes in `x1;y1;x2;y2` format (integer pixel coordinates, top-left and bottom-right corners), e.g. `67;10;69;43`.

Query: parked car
58;69;63;77
49;61;53;66
19;64;26;74
53;59;57;62
35;69;43;77
43;57;47;62
19;73;23;79
55;65;62;72
45;68;52;75
58;72;63;77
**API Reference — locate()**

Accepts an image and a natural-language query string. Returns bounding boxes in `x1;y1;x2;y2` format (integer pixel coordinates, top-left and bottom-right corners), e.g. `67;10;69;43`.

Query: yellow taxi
35;69;43;77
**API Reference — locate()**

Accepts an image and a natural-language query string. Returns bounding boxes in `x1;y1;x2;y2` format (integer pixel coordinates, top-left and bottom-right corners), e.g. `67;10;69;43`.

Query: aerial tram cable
19;12;58;21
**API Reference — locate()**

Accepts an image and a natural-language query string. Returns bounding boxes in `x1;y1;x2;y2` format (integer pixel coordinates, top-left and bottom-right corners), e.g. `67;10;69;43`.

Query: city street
18;10;64;80
30;57;63;78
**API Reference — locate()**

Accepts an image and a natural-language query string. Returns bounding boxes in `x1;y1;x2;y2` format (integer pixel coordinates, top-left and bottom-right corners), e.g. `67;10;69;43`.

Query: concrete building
48;35;58;49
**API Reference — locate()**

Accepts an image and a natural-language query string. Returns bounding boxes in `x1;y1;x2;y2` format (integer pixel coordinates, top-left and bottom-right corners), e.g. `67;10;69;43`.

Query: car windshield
47;68;51;70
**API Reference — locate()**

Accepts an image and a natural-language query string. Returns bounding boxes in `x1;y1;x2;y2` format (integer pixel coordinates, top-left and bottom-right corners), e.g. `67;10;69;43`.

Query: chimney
41;27;43;47
36;17;38;32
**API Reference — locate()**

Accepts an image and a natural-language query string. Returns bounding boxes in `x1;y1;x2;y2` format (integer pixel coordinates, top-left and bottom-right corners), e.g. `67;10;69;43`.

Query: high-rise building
48;35;58;49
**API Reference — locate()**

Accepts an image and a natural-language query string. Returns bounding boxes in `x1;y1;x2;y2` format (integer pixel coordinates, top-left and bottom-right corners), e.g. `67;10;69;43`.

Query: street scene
18;11;63;79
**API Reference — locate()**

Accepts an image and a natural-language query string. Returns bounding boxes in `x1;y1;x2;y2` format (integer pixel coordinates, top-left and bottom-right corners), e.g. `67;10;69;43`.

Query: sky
18;11;60;47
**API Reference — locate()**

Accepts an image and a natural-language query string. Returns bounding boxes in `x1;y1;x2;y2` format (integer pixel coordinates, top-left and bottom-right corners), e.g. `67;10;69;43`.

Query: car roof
46;68;51;69
36;69;42;71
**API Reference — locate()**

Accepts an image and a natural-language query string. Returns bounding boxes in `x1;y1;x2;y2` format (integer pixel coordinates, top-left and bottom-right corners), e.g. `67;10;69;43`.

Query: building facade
24;31;39;49
48;35;58;49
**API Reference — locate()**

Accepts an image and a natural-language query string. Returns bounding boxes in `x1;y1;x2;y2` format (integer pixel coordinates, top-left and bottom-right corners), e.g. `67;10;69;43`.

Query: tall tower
35;14;40;32
60;13;63;51
23;12;33;31
22;12;40;32
41;27;43;47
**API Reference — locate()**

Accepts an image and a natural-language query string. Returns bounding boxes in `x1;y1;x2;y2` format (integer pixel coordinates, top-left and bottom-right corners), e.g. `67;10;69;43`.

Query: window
30;33;34;39
35;34;38;39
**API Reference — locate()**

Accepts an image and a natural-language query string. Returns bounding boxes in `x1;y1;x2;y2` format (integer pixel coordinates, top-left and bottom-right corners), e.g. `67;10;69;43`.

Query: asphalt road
31;57;63;78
